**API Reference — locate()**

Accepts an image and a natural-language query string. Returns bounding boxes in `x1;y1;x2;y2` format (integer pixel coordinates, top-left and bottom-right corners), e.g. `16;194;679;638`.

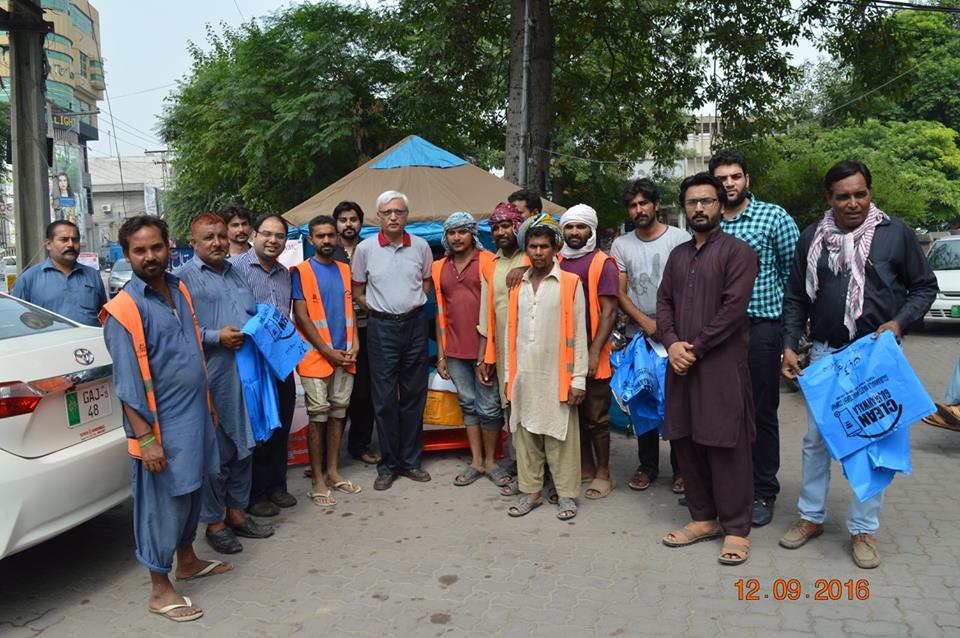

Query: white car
0;293;128;559
925;236;960;325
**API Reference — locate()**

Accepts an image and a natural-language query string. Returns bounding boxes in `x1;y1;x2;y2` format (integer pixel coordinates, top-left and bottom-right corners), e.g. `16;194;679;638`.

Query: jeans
445;357;503;431
367;310;429;476
749;319;783;500
797;341;884;535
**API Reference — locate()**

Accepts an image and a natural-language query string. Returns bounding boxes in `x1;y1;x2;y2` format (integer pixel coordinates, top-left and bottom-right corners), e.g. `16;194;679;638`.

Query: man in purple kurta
656;172;759;566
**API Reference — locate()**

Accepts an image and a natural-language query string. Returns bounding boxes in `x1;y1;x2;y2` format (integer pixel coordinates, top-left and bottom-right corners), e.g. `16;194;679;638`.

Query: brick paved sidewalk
2;328;960;637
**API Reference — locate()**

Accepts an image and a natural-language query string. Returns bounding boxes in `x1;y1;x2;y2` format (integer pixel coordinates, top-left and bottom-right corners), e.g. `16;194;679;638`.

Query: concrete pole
10;1;50;273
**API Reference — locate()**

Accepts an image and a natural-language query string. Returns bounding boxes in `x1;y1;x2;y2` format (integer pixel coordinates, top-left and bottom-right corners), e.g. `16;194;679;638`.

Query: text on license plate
66;381;113;428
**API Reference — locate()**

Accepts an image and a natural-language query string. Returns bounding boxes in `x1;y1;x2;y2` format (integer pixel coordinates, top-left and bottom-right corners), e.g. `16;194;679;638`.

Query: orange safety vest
481;252;532;366
505;269;580;402
432;250;495;353
294;259;356;378
99;282;214;459
574;251;616;379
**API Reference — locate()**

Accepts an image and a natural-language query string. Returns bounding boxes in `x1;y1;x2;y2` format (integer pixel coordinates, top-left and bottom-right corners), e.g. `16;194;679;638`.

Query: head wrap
441;211;480;253
517;212;562;250
489;201;524;235
559;203;598;259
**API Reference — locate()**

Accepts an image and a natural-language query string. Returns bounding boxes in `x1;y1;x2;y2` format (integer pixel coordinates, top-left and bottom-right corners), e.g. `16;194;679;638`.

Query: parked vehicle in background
0;293;128;560
107;259;133;298
924;236;960;325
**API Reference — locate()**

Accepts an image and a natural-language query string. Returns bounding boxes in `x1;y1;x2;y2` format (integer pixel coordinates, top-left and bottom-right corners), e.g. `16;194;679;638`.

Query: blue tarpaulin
370;135;467;170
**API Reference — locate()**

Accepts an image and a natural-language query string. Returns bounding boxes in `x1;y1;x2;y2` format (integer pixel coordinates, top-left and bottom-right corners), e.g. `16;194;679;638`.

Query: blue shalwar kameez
176;256;257;522
103;272;219;573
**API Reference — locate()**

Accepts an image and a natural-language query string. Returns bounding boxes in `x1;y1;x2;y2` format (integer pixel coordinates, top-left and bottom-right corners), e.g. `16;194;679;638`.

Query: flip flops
149;595;203;622
662;523;723;547
174;559;230;581
332;480;362;494
307;489;337;507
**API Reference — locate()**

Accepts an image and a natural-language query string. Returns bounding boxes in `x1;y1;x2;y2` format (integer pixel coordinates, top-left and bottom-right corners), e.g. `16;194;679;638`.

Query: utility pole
145;148;169;216
3;0;52;273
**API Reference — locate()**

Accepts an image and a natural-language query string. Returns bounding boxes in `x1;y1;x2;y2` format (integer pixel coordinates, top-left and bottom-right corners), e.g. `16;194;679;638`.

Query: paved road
2;327;960;637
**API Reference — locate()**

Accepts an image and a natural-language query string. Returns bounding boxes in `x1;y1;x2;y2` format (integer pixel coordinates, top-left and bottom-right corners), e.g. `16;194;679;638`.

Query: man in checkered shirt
709;149;800;528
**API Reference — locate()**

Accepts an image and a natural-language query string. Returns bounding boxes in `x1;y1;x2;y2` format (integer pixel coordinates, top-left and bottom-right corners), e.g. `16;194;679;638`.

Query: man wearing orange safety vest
102;216;227;623
432;212;508;488
292;215;361;507
559;204;619;501
504;214;588;521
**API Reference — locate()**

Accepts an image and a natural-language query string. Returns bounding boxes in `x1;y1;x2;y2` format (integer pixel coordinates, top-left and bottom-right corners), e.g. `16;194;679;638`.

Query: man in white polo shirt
351;190;434;490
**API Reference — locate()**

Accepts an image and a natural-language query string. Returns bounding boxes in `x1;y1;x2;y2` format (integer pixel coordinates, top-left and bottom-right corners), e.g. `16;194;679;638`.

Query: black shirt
782;215;938;350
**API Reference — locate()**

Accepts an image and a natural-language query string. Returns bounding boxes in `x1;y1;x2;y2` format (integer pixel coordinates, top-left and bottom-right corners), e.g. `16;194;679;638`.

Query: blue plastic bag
798;331;935;461
242;303;309;381
610;334;667;437
235;339;281;443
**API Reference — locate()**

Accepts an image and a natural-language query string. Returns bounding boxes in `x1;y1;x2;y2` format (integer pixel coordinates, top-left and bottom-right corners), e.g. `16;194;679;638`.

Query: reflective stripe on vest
99;282;213;459
505;270;579;402
432;250;495;353
294;259;355;378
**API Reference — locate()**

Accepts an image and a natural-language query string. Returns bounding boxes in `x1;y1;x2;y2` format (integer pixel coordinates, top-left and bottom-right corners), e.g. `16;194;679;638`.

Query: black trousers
748;318;782;500
346;325;376;458
367;310;429;476
636;429;679;480
250;372;296;502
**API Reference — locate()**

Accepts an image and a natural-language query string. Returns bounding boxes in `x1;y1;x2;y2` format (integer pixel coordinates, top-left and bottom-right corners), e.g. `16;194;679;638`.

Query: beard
688;214;719;232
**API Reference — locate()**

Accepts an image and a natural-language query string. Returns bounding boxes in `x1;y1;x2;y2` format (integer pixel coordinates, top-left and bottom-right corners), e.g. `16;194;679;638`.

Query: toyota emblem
74;348;95;366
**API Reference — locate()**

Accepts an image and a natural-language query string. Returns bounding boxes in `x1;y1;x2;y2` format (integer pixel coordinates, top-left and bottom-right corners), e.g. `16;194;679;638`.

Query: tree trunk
527;0;553;195
503;0;524;186
503;0;553;193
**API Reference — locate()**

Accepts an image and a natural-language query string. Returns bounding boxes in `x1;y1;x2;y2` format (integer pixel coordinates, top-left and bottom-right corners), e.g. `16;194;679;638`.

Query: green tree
159;3;406;236
748;119;960;230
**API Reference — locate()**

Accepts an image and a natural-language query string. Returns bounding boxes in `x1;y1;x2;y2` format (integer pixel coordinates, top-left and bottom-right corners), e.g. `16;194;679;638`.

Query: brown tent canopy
283;135;564;225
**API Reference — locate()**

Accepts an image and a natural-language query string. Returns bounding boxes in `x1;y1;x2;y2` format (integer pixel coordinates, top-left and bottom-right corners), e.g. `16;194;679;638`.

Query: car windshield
113;260;132;273
0;295;75;340
927;241;960;271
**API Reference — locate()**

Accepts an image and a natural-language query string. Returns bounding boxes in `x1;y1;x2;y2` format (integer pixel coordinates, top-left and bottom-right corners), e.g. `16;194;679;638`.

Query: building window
80;52;88;78
41;0;69;12
76;98;92;125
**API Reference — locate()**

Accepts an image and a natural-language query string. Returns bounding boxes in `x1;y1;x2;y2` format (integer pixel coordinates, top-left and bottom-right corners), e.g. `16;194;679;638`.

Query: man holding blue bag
780;161;937;569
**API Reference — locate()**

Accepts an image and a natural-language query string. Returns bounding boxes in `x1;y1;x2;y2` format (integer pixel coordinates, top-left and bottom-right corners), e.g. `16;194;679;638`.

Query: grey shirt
350;231;432;315
176;256;258;456
611;225;690;320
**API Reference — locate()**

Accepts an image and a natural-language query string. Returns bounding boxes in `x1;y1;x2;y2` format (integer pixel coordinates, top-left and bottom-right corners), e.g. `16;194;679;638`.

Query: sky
87;0;301;157
87;0;820;159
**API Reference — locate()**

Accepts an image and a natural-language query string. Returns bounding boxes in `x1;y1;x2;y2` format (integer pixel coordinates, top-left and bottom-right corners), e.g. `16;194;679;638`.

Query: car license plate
66;381;113;428
952;305;960;318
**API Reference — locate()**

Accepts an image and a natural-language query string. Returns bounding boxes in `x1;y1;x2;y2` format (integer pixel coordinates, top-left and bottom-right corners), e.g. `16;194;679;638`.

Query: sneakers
752;497;775;527
851;533;881;569
779;519;824;549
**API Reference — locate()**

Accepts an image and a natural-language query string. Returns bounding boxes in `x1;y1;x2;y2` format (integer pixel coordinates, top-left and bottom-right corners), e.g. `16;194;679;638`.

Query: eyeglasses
378;208;409;218
256;230;287;241
683;197;718;210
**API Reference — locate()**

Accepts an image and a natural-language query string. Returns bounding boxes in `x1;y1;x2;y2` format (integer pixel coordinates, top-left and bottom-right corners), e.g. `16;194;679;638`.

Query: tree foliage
160;3;406;236
747;119;960;231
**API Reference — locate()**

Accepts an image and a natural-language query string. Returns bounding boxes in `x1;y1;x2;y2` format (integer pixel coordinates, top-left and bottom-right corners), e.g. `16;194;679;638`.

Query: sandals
508;494;543;517
332;480;362;494
556;497;577;520
454;466;484;486
546;484;559;505
175;559;231;581
500;480;520;497
662;523;723;547
923;403;960;432
149;595;203;622
718;536;750;565
307;489;337;507
672;476;685;494
487;466;512;487
628;470;652;491
584;477;615;500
